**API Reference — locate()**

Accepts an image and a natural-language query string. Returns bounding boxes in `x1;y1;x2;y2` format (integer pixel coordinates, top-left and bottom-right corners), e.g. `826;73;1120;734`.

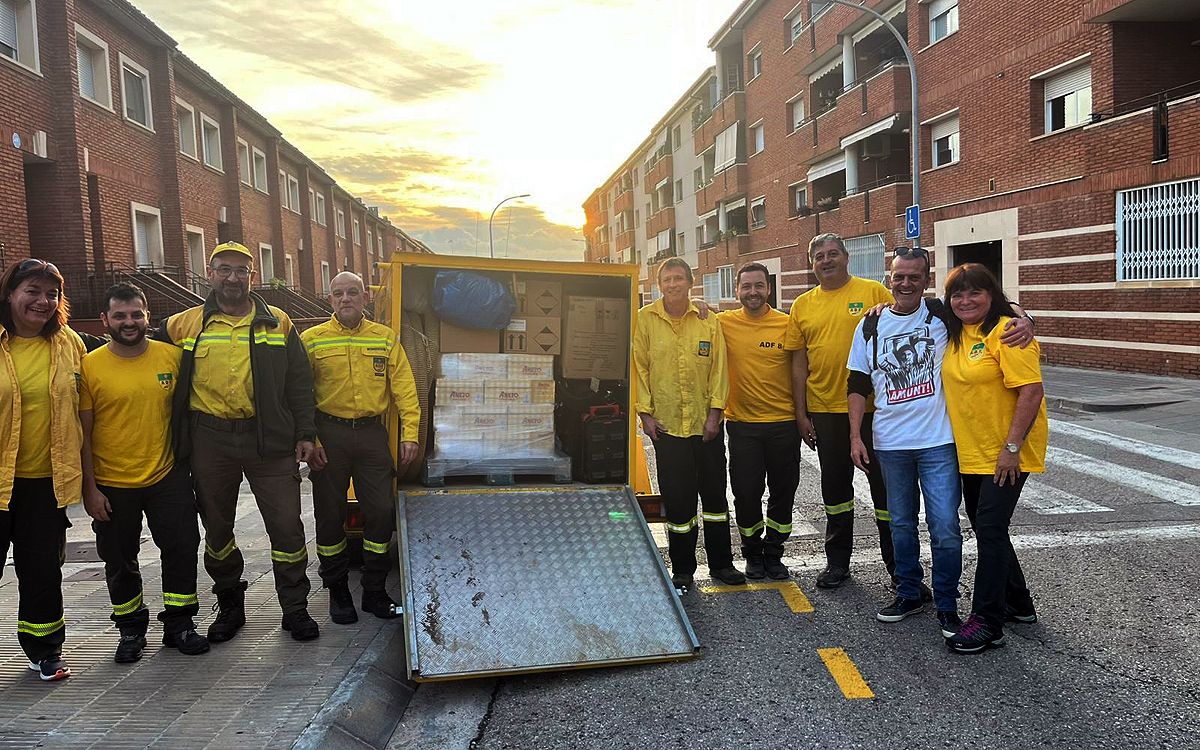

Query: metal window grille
1116;178;1200;281
718;266;735;299
845;233;886;283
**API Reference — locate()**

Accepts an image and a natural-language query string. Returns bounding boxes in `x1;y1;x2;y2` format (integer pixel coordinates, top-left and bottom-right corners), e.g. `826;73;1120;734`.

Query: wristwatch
1004;442;1021;454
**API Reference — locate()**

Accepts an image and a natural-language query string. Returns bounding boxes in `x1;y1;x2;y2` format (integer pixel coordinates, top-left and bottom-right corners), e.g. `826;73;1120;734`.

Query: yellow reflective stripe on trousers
738;520;765;537
112;592;144;616
162;592;198;608
17;617;65;637
765;518;793;534
317;539;347;557
825;501;855;515
666;516;698;534
701;512;727;523
271;547;308;564
206;538;238;561
875;508;892;522
362;539;392;555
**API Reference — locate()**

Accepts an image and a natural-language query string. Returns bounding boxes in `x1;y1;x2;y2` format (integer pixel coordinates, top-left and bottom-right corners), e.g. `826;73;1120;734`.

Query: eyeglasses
212;265;252;279
17;258;60;275
893;246;929;260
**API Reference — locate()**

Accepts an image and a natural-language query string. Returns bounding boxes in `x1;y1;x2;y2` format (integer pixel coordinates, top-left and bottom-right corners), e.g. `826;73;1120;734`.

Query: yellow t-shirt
189;311;255;419
941;318;1048;474
718;307;794;422
10;336;52;478
80;341;180;488
783;277;893;413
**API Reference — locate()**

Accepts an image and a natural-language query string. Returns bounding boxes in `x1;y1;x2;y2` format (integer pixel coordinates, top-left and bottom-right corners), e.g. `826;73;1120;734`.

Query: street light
488;194;530;259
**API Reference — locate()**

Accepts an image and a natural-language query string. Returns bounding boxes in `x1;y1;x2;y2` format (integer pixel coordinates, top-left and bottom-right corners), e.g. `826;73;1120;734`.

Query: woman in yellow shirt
0;259;86;681
940;263;1048;655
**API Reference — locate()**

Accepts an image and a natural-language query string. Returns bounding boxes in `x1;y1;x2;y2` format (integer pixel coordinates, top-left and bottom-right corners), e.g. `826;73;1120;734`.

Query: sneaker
763;557;790;581
710;566;747;586
114;631;147;663
28;657;71;682
947;614;1006;654
329;582;359;624
1005;604;1038;624
743;556;766;580
163;628;210;655
876;596;925;623
361;589;399;620
671;574;693;595
816;566;850;589
937;610;963;638
281;609;320;641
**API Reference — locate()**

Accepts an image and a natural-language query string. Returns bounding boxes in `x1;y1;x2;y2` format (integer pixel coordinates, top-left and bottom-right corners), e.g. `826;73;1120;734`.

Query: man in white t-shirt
847;248;963;640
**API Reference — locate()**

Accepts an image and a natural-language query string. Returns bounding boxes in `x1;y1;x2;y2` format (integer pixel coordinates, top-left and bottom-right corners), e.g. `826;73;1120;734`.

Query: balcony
699;233;750;268
646;206;675;239
804;62;912;156
802;179;912;240
695;164;746;214
613;189;634;214
616;229;635;253
695;90;745;156
646;151;673;188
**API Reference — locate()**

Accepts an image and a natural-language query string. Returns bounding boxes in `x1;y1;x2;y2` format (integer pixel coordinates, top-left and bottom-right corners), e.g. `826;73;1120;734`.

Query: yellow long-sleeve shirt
300;315;421;442
633;299;728;438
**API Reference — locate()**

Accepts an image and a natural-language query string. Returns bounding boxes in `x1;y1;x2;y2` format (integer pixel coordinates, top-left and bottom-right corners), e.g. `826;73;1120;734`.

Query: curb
291;622;418;750
1046;396;1184;414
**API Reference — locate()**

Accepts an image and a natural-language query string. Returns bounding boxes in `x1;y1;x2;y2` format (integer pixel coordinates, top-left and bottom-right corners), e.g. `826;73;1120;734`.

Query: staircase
64;264;204;323
252;285;332;325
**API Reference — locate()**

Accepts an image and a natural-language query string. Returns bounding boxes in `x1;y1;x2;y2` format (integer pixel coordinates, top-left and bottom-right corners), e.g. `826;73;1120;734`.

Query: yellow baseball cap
209;241;254;263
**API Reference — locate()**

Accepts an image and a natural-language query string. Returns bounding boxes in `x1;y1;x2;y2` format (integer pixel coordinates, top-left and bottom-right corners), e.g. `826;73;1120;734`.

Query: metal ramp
397;485;700;681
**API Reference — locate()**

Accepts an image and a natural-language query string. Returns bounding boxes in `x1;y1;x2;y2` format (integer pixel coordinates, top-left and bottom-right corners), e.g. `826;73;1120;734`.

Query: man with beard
157;242;319;642
301;272;420;624
716;263;798;581
81;283;209;662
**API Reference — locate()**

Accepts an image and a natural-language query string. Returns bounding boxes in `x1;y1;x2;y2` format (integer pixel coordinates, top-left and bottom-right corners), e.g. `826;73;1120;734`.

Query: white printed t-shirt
847;299;955;451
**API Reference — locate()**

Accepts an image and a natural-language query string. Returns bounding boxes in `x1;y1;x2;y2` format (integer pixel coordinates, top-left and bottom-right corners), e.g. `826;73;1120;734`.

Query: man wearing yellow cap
156;242;319;642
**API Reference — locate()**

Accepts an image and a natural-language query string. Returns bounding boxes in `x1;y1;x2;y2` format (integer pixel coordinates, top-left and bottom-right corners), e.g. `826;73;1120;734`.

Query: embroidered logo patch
157;372;173;390
968;342;986;361
373;356;387;376
848;302;865;316
697;340;711;357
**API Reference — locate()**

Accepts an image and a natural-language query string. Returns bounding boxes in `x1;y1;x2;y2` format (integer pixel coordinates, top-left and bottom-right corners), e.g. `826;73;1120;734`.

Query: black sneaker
1005;604;1038;624
947;614;1005;654
329;582;359;624
743;556;766;580
710;566;747;586
361;589;399;620
937;610;963;638
114;631;147;663
876;596;925;623
671;574;693;595
763;557;790;581
816;566;850;589
281;609;320;641
28;657;71;682
163;628;211;655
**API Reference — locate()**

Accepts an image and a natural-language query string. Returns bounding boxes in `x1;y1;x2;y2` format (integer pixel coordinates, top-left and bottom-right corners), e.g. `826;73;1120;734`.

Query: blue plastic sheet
432;271;516;330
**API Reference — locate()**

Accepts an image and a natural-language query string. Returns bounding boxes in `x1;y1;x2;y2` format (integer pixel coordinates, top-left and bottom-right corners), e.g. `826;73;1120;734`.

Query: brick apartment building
583;0;1200;377
1;0;429;324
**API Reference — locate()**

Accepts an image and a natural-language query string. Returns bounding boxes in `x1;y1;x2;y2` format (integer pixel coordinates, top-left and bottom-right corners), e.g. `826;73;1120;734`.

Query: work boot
207;581;247;643
361;589;399;619
329;581;359;624
671;574;693;595
281;609;320;641
114;628;147;664
763;557;790;581
163;628;210;655
743;555;766;580
816;565;850;589
710;566;747;586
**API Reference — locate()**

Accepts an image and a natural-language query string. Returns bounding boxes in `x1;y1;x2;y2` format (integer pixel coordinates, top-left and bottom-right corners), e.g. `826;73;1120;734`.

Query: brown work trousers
190;416;311;614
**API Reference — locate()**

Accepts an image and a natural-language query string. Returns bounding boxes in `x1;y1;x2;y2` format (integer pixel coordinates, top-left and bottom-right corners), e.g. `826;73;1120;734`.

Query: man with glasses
156;242;320;643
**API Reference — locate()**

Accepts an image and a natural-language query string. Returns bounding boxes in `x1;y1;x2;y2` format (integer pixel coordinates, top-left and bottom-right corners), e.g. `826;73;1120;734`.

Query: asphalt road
389;408;1200;750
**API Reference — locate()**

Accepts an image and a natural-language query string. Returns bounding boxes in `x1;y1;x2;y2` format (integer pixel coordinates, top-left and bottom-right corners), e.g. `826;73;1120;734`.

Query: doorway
950;240;1003;287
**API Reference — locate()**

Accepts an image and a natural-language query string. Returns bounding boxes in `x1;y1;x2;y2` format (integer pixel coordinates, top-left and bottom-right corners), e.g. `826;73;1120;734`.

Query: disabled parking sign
905;204;920;240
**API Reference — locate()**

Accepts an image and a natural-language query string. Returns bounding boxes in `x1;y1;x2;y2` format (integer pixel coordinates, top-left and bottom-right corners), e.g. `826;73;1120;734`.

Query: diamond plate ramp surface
400;486;699;680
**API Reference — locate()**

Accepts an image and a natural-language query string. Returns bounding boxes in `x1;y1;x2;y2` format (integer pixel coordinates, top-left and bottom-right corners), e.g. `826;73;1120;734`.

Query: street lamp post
488;194;530;259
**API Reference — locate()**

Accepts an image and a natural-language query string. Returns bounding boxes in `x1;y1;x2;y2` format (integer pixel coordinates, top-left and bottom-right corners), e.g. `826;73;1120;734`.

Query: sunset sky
137;0;740;260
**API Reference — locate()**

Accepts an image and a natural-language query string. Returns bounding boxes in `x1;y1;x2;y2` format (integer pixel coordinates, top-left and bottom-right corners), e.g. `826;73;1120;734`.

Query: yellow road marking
698;581;814;613
817;647;875;700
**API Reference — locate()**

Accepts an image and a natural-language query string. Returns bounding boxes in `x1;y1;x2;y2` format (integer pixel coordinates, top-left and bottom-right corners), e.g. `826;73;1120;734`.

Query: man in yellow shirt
634;258;744;594
719;262;797;581
81;283;209;664
302;272;421;623
157;242;319;643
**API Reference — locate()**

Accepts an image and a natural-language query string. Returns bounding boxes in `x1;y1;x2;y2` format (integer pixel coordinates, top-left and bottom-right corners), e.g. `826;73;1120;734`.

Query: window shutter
135;214;149;262
77;45;96;100
1045;65;1090;102
928;0;957;17
931;115;959;143
0;1;18;55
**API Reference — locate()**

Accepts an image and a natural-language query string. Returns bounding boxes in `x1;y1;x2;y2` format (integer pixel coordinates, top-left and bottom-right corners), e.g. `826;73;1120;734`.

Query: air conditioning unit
861;134;891;159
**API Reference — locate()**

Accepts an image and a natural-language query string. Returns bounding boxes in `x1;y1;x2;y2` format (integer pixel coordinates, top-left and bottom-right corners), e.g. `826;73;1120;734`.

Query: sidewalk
0;480;409;750
1043;365;1200;434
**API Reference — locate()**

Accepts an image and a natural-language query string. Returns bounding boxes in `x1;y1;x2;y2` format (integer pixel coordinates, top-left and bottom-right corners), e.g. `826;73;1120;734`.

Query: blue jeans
875;444;963;612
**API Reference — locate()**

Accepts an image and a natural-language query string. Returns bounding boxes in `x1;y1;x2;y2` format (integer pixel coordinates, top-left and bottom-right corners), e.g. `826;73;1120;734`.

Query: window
185;227;205;281
787;14;803;46
1116;178;1200;281
279;170;287;207
130;202;164;267
929;0;959;44
315;192;327;226
694;166;705;190
656;229;671;255
749;49;762;80
286;174;300;213
751;122;764;155
377;233;383;256
674;179;683;204
750;197;766;229
1;0;39;72
336;209;346;238
259;243;274;280
321;261;331;294
200;113;222;171
176;98;197;159
930;114;960;167
353;217;361;244
672;125;681;151
703;273;720;305
284;254;294;287
845;233;886;283
790;183;809;215
676;232;685;254
308;187;316;218
789;97;805;133
251;147;267;192
1044;64;1092;133
367;228;373;252
119;53;152;130
714;122;739;172
718;266;736;300
236;139;250;185
75;26;111;108
635;210;640;228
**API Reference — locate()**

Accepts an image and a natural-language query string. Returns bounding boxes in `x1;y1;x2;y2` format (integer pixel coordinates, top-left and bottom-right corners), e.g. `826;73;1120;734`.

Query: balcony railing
841;58;907;94
1092;77;1200;120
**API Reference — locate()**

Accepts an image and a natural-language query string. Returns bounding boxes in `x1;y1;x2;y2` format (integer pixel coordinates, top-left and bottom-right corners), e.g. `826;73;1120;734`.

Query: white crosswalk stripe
1045;445;1199;507
1050;419;1200;471
1020;482;1113;514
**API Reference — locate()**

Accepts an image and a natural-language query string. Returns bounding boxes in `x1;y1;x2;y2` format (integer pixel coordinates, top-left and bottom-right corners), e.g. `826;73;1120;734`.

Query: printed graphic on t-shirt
879;326;937;404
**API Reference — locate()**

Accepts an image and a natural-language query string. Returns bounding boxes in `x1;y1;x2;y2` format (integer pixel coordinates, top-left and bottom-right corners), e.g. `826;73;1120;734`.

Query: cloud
318;151;475;186
395;205;585;262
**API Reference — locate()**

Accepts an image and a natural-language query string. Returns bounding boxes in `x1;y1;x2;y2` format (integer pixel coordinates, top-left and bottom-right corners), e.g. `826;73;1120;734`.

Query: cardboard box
439;320;500;354
483;380;555;405
507;404;555;433
530;380;555;404
506;354;555;380
515;279;562;317
435;379;484;406
439;353;509;379
561;296;629;380
502;316;562;355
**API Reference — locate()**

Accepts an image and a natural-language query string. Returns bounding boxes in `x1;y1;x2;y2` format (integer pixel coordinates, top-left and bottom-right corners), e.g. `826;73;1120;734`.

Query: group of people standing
0;241;420;682
634;232;1048;654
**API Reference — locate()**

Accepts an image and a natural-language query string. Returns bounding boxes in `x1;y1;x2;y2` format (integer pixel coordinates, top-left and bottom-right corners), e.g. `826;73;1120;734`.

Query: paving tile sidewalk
0;480;403;749
1043;365;1200;434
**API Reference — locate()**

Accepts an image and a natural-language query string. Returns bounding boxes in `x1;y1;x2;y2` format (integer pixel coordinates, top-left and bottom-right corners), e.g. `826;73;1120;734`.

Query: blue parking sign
905;204;920;240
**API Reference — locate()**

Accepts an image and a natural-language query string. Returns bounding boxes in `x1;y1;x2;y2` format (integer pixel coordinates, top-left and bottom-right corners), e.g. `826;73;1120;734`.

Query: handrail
842;58;907;93
1092;78;1200;120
